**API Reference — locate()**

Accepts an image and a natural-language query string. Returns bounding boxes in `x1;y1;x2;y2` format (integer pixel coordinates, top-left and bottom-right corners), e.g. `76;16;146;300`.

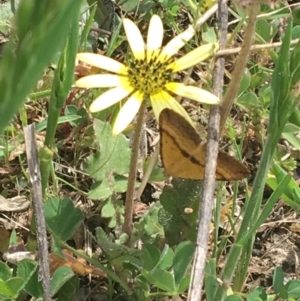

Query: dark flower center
127;54;173;94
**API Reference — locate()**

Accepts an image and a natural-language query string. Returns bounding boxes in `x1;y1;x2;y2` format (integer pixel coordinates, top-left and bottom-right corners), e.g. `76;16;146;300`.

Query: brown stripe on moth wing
159;109;202;147
215;150;250;181
161;128;205;168
162;110;250;181
159;108;250;181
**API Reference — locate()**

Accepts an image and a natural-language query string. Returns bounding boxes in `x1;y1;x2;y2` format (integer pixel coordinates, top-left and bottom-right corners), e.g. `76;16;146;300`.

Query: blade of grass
0;0;83;133
40;10;80;196
214;20;299;299
233;173;292;289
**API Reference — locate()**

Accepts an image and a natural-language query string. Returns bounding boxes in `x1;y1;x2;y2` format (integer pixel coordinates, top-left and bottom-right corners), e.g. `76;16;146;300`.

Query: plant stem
136;146;159;200
219;2;259;132
123;99;147;243
187;1;227;300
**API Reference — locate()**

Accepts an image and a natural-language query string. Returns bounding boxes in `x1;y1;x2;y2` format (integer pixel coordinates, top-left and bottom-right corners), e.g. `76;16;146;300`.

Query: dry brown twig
219;1;260;131
188;0;261;299
188;0;228;299
217;39;299;56
24;125;52;301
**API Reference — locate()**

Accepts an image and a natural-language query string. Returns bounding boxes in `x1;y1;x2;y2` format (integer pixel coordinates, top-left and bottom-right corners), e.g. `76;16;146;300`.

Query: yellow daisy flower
76;15;220;135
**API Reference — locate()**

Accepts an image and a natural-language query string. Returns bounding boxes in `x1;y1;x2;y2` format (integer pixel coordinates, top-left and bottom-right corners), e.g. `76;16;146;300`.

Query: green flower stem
38;146;53;198
136;146;159;200
40;15;79;196
123;99;148;243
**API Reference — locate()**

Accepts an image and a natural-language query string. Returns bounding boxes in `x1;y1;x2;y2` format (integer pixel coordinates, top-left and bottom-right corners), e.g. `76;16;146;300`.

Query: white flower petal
90;86;133;112
123;18;145;60
113;91;144;135
76;74;125;88
165;82;220;104
169;43;219;72
147;15;163;61
77;53;127;74
150;90;194;125
158;26;195;62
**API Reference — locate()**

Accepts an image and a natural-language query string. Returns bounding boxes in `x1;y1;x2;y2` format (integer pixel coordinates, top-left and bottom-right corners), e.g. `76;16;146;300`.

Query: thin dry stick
187;1;228;300
23;124;52;301
122;99;147;243
195;0;229;29
228;2;299;26
219;2;260;132
217;39;299;56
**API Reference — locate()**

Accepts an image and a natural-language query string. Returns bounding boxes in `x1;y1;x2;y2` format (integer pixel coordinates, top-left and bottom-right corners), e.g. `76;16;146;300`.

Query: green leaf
247;287;268;301
173;241;195;288
120;0;140;12
283;123;300;133
269;21;292;131
0;262;12;281
101;198;115;218
158;178;200;245
88;175;130;200
89;179;112;200
143;204;164;239
21;262;43;298
290;38;300;86
205;259;218;301
6;277;24;297
142;269;176;293
44;11;80;154
237;69;251;96
285;280;300;299
202;27;217;44
266;163;300;212
177;275;191;293
85;119;131;181
56;275;79;301
282;132;300;151
95;227;137;258
79;2;97;51
50;266;75;296
256;19;271;41
0;279;13;297
114;175;130;193
239;172;292;245
44;198;84;241
238;92;258;109
87;0;115;31
292;25;300;40
9;229;17;246
224;295;243;301
17;259;39;293
289;109;300;128
35;115;82;133
293;9;300;24
273;267;288;298
156;245;173;271
144;158;166;182
142;244;161;271
158;209;184;246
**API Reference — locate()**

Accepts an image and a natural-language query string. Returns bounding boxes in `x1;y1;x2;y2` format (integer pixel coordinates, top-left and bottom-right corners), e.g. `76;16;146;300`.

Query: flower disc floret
127;57;173;95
